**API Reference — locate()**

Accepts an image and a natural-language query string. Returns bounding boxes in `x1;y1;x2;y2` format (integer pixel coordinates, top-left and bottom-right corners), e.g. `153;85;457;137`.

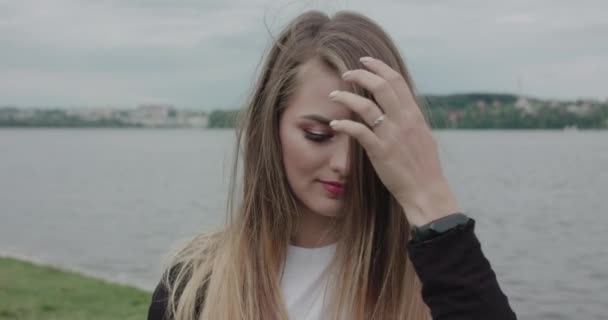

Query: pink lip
319;180;344;196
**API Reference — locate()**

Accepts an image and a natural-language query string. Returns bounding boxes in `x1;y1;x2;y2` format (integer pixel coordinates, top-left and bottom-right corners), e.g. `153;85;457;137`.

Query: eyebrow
300;114;332;126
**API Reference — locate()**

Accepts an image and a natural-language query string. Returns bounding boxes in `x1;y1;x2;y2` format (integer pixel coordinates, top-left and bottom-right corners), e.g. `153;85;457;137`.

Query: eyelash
304;131;333;143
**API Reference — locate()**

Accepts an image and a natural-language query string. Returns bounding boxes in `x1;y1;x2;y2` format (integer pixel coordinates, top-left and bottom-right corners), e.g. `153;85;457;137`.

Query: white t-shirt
280;242;337;320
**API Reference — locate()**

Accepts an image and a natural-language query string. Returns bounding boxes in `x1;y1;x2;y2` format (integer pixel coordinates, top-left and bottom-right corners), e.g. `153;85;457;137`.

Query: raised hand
328;56;460;227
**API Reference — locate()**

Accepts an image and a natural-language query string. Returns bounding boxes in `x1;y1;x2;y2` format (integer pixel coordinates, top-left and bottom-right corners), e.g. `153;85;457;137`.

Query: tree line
208;94;608;129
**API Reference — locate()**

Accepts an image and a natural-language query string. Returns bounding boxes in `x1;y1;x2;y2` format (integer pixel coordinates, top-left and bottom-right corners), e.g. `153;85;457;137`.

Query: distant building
12;108;36;120
515;97;535;114
548;100;561;109
448;110;463;124
123;105;209;128
66;107;118;121
566;103;592;116
476;100;486;113
129;104;175;127
1;105;207;128
175;110;208;128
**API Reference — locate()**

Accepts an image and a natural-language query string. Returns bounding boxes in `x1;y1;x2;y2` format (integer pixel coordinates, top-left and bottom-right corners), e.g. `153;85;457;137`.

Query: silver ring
372;114;385;128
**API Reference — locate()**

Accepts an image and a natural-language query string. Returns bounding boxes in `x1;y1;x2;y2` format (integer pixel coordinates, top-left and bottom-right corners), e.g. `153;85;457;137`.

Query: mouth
318;180;345;197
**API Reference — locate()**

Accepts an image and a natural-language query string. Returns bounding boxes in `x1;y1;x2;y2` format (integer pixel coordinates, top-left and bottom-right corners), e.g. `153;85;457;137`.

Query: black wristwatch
410;212;471;242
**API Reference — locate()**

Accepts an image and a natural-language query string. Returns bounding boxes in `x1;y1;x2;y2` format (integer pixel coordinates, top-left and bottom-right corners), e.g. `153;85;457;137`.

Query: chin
307;199;343;218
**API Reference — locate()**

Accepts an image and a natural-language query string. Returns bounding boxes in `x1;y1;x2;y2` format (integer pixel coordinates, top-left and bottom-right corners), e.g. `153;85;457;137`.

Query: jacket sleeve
147;264;183;320
407;218;517;320
147;264;208;320
147;279;171;320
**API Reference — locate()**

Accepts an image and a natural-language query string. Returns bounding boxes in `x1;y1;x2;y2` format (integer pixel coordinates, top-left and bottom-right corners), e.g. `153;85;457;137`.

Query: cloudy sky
1;0;606;109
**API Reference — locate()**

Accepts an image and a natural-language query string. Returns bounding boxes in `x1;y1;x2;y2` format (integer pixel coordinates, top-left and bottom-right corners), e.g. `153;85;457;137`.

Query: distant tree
207;109;240;128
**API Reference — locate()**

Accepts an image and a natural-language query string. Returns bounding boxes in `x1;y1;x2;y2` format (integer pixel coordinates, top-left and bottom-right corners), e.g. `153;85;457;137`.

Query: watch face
431;213;470;233
411;213;470;242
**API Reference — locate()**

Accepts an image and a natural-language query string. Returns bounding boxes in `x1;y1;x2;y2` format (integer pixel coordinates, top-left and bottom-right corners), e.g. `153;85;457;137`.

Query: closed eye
304;131;333;143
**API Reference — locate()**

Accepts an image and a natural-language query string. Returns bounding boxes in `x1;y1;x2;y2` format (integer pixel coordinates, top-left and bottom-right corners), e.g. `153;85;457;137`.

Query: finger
341;69;401;118
329;119;383;157
329;90;384;128
359;56;423;119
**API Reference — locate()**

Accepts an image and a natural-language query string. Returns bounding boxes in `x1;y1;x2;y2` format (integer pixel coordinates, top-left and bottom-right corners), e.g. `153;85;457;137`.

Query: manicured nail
329;90;339;99
360;56;374;63
329;120;339;128
342;71;352;79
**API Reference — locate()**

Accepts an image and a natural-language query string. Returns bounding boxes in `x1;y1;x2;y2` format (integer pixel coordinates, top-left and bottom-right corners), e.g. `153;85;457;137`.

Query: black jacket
147;218;516;319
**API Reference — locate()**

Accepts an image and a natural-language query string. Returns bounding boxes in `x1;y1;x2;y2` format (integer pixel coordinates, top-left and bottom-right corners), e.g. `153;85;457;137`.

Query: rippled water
1;128;606;319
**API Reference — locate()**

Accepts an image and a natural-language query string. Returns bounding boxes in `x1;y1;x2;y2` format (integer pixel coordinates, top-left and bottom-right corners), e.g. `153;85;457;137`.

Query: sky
1;0;607;110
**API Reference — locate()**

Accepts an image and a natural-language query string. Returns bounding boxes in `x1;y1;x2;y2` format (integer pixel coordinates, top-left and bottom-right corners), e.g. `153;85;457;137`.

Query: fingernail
329;120;339;128
360;56;373;63
342;71;352;79
329;90;339;99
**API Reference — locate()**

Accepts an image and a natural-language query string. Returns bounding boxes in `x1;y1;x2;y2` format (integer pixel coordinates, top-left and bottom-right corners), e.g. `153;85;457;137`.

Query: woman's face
279;58;354;218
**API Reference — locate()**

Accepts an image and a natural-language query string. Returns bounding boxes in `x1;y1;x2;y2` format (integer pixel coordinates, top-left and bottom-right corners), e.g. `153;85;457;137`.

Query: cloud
0;0;606;108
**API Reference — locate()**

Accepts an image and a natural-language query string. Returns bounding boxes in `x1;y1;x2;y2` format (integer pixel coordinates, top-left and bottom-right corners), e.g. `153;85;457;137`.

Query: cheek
281;129;320;185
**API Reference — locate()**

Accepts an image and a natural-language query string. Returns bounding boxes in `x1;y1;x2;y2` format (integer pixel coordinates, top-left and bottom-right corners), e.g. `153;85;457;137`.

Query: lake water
0;128;606;319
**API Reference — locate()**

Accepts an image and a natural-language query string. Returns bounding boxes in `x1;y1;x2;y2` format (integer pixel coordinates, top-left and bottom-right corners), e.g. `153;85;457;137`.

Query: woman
147;10;516;320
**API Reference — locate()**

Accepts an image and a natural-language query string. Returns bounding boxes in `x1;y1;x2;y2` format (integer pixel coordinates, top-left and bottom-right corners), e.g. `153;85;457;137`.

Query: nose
329;135;351;179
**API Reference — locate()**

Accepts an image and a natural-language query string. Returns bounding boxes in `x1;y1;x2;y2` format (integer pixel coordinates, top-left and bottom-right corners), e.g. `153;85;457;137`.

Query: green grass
0;257;151;320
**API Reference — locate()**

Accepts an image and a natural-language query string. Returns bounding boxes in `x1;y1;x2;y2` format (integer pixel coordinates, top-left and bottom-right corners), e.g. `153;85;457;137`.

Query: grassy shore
0;256;151;320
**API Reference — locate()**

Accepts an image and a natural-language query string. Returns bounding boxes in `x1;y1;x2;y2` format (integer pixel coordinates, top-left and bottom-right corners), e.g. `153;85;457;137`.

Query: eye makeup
304;130;333;143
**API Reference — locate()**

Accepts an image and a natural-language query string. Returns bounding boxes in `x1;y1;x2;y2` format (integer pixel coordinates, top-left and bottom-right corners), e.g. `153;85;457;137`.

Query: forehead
284;58;353;120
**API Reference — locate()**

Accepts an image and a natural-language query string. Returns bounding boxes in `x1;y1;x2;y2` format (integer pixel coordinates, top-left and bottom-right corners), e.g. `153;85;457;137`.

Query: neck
291;209;340;248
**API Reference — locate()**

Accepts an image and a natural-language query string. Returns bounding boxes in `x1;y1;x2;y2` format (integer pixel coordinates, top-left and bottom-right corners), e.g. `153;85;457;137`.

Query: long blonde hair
160;10;431;320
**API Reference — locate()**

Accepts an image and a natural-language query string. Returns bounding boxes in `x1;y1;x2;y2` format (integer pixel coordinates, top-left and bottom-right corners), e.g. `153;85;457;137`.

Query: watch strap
411;212;471;242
